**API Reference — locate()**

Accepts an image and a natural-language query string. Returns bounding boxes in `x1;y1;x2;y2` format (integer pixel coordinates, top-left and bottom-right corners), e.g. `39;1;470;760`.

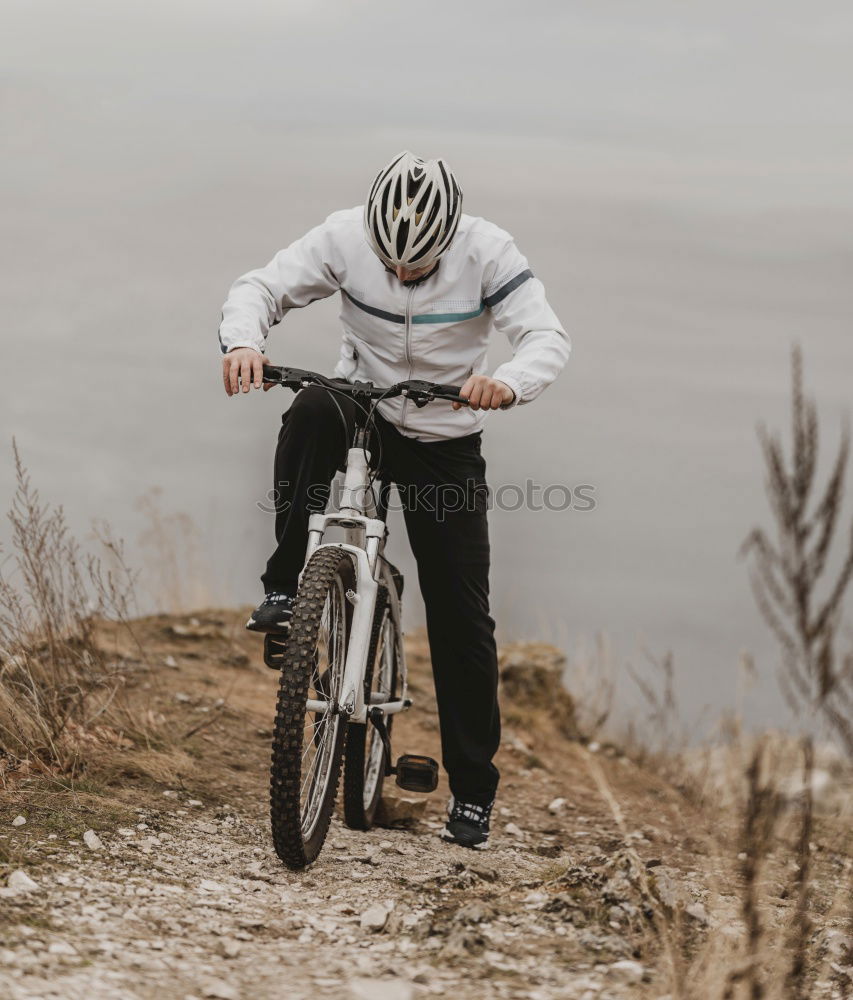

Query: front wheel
269;546;354;869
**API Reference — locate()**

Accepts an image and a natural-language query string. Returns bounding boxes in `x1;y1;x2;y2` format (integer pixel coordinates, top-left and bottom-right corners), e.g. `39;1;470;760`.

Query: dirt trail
0;611;846;999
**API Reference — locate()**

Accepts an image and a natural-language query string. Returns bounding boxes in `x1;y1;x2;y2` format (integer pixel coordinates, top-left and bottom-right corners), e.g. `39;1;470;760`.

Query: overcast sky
5;1;853;136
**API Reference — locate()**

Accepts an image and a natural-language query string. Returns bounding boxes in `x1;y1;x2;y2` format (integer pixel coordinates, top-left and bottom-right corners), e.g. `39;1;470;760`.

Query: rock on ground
6;870;39;893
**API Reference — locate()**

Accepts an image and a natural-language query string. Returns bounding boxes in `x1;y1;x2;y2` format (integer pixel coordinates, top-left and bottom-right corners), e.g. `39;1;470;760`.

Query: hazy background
3;0;853;733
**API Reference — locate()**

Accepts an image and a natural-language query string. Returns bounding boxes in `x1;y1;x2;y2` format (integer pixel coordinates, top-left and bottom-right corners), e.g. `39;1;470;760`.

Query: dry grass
0;444;163;776
584;730;852;1000
92;746;197;786
611;680;853;998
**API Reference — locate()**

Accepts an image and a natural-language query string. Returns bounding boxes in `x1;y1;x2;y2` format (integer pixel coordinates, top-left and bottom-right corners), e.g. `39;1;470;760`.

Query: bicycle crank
367;709;439;793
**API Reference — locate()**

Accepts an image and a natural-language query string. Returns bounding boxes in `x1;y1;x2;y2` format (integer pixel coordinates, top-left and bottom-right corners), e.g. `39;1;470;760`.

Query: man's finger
223;359;234;397
454;376;474;411
241;357;252;392
229;357;241;396
252;353;264;390
467;378;484;410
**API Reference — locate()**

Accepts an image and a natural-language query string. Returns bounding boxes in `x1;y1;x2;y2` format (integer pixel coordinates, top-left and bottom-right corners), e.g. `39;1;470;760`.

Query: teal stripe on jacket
412;304;485;325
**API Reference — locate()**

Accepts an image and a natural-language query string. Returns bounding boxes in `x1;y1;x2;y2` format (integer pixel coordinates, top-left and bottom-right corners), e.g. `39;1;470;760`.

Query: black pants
261;387;500;805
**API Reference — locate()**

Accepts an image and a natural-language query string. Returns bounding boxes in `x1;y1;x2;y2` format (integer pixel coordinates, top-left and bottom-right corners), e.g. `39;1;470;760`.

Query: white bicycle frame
300;443;408;725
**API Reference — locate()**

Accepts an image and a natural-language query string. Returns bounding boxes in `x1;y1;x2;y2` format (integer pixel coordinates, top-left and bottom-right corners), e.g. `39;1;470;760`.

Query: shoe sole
439;829;490;850
245;617;292;635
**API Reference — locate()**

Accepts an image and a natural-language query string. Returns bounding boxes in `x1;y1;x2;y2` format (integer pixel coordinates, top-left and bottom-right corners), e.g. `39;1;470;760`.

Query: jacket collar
383;263;440;287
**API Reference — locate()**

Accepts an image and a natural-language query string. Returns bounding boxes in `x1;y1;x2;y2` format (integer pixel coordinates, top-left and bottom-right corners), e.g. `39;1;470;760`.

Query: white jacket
219;207;569;441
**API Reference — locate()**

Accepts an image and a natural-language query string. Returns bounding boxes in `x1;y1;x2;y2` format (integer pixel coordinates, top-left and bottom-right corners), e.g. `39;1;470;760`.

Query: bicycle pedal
263;633;289;670
395;754;439;793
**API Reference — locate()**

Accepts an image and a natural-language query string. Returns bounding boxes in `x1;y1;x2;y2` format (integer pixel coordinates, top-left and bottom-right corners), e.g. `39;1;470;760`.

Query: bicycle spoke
297;577;347;834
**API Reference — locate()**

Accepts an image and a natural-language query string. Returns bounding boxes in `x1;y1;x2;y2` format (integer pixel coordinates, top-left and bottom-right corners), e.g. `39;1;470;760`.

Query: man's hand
452;375;515;411
222;347;268;397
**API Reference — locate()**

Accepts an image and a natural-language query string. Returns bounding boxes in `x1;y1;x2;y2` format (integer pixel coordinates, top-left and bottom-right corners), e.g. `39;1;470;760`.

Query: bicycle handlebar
261;365;469;408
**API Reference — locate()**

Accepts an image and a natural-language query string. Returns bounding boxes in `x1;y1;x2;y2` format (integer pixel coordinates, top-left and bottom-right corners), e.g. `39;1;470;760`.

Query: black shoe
246;592;296;634
440;796;494;850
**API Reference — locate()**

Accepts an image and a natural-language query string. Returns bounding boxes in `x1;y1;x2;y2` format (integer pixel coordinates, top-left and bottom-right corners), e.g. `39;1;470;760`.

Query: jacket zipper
399;285;417;431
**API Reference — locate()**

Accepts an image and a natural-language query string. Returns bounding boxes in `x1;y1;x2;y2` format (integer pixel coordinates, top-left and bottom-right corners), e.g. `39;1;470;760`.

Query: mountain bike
260;365;469;870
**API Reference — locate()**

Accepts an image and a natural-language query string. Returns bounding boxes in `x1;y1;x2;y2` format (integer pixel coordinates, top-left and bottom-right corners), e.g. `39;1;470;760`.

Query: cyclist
219;151;569;849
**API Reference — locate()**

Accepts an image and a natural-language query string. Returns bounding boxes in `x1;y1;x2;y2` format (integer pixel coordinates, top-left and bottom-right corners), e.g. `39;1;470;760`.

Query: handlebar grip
432;384;469;405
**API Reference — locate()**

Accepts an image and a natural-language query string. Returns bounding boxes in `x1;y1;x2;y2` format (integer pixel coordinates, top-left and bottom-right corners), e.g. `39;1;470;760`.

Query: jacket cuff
220;340;265;357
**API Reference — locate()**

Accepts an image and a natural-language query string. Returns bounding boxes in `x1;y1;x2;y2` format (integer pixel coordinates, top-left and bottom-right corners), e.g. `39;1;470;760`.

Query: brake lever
262;364;302;384
262;365;322;390
403;380;469;408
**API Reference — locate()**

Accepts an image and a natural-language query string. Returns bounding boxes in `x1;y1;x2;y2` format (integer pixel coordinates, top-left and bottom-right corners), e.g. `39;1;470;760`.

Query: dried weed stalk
742;345;853;752
784;739;814;1000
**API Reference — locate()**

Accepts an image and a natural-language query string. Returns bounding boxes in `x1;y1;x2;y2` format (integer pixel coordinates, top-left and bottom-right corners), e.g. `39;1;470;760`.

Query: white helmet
364;151;463;271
